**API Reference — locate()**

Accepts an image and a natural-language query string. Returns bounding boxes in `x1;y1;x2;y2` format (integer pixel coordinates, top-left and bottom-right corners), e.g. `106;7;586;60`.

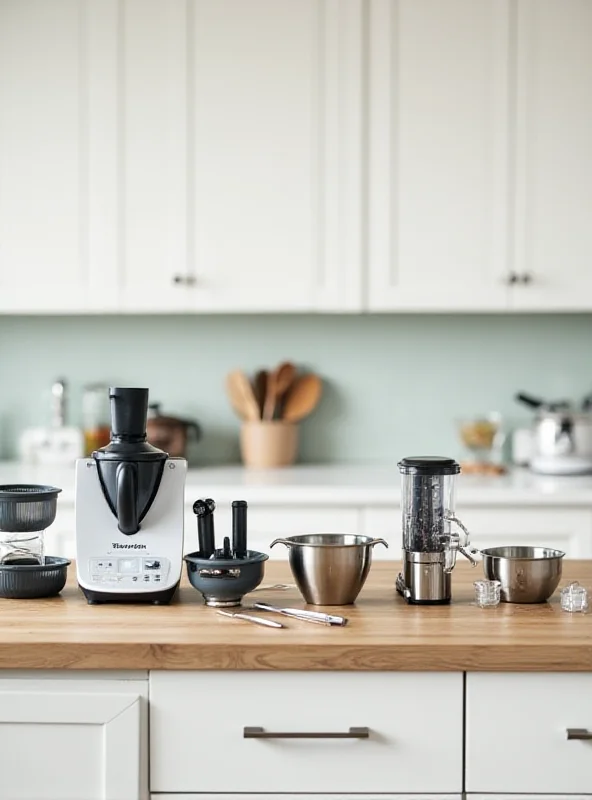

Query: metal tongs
249;601;348;627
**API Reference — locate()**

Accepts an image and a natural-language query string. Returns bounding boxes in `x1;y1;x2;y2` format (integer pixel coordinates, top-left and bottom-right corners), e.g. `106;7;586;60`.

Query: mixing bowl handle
270;538;292;549
367;538;388;548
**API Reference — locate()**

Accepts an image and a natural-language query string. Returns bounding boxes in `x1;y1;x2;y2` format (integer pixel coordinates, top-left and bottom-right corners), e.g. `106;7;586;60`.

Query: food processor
75;387;187;604
395;456;477;604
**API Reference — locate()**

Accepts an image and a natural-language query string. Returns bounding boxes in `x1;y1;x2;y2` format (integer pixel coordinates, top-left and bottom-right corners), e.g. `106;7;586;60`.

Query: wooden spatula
282;374;322;422
225;370;261;422
263;361;296;420
253;370;268;419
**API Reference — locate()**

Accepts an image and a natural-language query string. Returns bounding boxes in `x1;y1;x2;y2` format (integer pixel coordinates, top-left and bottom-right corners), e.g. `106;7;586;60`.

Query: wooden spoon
252;370;268;419
263;362;297;421
225;370;261;422
282;374;322;422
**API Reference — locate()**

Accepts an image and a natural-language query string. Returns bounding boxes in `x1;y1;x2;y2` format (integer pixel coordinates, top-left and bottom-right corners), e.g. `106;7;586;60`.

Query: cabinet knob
521;272;533;285
172;274;197;286
507;272;519;285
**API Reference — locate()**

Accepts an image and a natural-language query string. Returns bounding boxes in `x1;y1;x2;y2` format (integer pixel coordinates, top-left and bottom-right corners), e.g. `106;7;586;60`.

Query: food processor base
80;582;179;605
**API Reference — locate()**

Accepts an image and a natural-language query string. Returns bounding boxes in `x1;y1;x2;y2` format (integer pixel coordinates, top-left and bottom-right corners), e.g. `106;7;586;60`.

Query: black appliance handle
232;500;248;558
116;462;139;535
193;498;216;557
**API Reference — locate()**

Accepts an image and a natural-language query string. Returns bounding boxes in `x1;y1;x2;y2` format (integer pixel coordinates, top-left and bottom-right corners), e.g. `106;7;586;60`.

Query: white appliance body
75;457;187;603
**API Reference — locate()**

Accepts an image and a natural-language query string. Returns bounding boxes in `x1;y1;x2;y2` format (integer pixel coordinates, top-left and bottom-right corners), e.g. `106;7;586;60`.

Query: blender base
400;551;451;604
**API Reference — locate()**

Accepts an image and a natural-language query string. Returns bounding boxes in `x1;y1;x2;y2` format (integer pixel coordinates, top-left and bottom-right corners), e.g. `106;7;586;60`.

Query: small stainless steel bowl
270;534;388;605
481;546;565;603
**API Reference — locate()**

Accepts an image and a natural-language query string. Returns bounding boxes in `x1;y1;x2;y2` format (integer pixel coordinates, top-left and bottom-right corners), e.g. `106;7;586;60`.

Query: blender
395;457;477;604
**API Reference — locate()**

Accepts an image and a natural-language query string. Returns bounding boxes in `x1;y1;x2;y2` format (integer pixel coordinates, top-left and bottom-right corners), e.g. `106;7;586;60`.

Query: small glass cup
0;531;45;565
560;582;589;613
474;579;501;607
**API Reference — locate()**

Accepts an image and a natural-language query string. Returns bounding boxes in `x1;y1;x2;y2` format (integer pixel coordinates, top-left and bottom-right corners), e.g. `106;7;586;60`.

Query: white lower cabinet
364;506;592;558
0;674;148;800
183;505;363;558
152;796;462;799
466;673;592;794
150;671;463;794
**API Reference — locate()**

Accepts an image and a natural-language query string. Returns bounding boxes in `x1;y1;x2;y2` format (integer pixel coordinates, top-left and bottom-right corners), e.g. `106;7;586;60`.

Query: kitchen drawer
459;507;592;558
184;505;362;558
467;673;592;793
150;671;463;794
152;795;462;799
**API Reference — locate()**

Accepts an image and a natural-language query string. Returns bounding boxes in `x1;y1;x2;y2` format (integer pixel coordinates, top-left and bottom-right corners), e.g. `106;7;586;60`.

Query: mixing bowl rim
271;533;381;547
481;546;566;561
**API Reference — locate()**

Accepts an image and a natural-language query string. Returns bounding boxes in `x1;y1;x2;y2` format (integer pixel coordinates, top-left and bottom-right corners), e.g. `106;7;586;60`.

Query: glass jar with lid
82;383;111;456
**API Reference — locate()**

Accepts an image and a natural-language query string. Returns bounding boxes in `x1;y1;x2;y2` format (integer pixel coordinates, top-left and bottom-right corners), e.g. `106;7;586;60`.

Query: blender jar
398;457;460;553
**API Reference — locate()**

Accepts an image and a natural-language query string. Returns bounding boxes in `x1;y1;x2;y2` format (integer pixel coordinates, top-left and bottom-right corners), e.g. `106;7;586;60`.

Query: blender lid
398;456;460;475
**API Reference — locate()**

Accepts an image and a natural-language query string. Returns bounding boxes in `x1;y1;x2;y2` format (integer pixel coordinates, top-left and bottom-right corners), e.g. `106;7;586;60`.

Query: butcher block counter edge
0;562;590;672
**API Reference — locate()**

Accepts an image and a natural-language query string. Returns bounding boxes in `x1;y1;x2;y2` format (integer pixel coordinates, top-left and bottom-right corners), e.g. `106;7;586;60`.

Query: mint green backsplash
0;315;591;465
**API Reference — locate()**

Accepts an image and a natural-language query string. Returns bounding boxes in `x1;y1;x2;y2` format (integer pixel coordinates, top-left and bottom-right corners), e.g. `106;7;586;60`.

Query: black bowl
184;550;268;606
0;556;70;598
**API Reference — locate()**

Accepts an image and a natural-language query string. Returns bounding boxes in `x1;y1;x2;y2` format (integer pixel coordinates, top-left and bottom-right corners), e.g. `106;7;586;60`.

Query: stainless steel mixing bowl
481;546;565;603
270;534;388;605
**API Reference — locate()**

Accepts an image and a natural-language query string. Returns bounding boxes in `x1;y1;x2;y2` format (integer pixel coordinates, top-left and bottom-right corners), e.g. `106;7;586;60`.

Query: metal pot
515;393;592;473
270;534;387;605
481;546;564;603
146;403;201;459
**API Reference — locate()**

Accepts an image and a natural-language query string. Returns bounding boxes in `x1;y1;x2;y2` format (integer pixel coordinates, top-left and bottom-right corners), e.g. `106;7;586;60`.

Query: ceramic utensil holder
240;421;298;468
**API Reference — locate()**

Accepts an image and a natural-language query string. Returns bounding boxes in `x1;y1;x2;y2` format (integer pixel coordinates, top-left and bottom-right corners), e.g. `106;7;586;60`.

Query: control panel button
144;559;161;570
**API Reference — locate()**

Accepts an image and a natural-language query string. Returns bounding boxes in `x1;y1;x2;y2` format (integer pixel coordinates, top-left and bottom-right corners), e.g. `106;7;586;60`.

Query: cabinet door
0;0;118;313
0;678;147;800
367;0;511;311
467;674;592;794
512;0;592;310
185;0;364;312
458;507;592;558
183;505;362;558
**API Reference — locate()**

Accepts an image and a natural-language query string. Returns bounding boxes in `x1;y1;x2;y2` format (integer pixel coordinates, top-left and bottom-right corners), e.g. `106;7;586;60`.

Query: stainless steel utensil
216;610;284;628
250;601;348;626
270;534;387;605
481;546;565;603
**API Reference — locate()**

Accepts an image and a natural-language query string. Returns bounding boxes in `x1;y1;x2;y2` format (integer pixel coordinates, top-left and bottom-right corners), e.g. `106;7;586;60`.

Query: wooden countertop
0;561;590;671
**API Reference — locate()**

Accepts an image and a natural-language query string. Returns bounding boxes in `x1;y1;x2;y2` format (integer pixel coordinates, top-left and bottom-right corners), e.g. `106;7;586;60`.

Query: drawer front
457;507;592;558
467;673;592;793
150;671;463;794
152;795;463;799
183;506;362;558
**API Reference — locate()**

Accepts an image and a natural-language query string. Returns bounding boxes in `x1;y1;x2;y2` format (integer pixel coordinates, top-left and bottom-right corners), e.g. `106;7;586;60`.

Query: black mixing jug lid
398;456;460;476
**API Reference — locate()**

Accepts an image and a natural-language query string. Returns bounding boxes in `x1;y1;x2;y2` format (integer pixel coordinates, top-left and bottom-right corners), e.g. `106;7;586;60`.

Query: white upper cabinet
0;0;118;313
511;0;592;311
119;0;364;313
1;0;591;314
367;0;512;311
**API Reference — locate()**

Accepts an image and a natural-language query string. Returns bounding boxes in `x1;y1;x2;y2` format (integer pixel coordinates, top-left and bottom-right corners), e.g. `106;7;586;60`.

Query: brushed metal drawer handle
243;726;369;739
567;728;592;740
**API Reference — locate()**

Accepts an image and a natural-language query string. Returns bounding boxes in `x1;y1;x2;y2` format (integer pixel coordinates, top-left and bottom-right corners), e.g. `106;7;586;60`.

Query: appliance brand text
112;543;147;550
